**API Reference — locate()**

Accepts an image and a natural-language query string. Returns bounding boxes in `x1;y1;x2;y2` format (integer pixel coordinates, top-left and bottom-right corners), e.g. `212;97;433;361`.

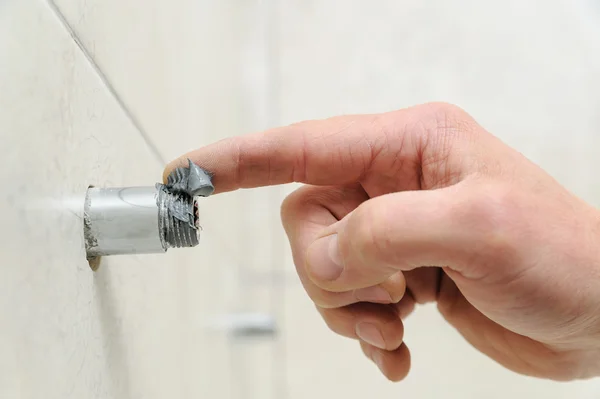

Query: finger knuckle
280;190;301;223
456;183;519;261
280;186;315;228
421;102;480;142
428;102;474;129
347;201;391;263
410;103;482;189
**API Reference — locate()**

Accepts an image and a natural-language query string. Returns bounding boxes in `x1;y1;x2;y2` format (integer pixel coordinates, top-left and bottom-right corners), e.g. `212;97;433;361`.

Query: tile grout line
45;2;257;261
45;0;166;165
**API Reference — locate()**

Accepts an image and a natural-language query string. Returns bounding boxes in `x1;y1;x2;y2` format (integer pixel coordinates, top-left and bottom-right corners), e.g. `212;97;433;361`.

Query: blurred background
1;0;600;398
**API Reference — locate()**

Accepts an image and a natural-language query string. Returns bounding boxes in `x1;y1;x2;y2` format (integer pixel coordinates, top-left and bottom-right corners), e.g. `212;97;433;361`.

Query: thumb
304;182;512;292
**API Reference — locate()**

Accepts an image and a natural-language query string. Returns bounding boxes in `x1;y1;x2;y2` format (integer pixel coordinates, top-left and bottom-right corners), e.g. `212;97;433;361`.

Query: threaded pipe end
157;188;200;249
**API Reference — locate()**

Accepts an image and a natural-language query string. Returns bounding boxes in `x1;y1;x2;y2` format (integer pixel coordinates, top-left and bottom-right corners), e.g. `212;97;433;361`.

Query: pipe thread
157;189;199;249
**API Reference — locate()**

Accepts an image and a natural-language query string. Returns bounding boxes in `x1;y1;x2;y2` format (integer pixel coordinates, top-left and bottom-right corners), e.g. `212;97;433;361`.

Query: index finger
163;111;404;193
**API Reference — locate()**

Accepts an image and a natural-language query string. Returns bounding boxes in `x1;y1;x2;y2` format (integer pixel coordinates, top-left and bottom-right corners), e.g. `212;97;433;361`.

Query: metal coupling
83;160;214;259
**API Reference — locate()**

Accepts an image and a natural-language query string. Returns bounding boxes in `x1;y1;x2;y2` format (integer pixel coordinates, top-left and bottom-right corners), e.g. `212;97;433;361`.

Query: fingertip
362;342;412;382
380;272;406;304
161;166;171;184
162;157;186;183
318;302;403;348
356;316;404;351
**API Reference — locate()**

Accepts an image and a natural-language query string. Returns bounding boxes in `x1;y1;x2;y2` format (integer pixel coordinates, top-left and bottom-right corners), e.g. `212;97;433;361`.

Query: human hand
165;103;600;382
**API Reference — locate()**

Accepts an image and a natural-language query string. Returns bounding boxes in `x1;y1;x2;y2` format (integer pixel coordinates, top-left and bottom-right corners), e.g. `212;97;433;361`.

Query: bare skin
165;103;600;382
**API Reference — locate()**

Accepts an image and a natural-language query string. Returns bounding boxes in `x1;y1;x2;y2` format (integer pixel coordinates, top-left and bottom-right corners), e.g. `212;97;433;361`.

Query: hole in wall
88;256;102;272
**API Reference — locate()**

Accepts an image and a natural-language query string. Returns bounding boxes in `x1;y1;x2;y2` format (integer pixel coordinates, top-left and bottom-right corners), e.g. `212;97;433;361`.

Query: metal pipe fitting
84;160;214;259
84;186;200;257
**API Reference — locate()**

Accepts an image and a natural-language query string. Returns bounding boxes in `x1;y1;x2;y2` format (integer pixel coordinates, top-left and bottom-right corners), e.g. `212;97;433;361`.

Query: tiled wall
1;0;600;398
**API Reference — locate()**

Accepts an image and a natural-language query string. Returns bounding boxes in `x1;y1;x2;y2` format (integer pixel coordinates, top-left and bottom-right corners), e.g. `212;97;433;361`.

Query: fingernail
356;323;386;350
306;234;343;282
354;286;392;303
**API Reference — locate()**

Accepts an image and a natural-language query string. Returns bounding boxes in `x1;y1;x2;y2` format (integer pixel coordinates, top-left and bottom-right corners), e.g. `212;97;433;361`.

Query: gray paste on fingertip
156;159;214;228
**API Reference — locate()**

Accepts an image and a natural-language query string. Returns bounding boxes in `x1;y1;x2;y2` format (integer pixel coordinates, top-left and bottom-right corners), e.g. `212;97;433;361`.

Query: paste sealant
156;159;214;229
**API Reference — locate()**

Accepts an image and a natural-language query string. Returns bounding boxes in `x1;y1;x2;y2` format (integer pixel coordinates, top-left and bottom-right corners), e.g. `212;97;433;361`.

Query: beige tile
50;0;287;396
51;0;278;160
51;0;287;274
0;1;234;398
